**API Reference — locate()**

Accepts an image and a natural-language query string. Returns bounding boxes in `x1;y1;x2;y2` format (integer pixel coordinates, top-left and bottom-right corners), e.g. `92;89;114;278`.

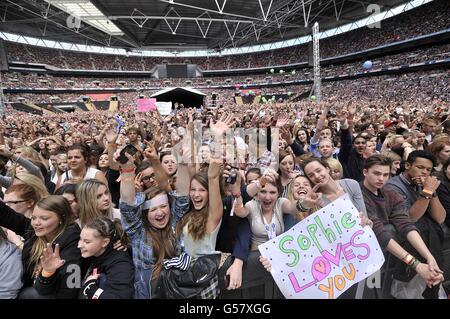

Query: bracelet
120;167;136;174
422;189;434;196
402;253;414;265
41;270;56;278
232;191;241;198
410;258;420;270
296;199;307;211
419;192;432;200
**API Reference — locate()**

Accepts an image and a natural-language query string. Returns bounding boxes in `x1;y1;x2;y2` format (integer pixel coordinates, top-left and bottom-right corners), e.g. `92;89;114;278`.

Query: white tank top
59;167;100;184
181;219;222;259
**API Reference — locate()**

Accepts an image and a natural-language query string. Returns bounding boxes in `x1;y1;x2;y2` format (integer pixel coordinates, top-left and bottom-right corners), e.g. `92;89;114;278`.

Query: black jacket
338;129;365;182
0;200;82;298
436;172;450;227
79;245;135;299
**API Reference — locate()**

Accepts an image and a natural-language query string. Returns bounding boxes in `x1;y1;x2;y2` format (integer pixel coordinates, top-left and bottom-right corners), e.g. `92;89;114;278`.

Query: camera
225;168;237;184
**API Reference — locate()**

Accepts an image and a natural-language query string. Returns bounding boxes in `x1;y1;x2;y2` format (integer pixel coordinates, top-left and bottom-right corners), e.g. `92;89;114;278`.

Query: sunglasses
5;199;28;205
141;174;155;182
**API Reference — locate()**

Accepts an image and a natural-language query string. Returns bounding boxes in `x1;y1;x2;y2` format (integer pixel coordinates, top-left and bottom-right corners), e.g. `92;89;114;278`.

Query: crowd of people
5;0;449;71
4;68;448;109
3;43;449;92
0;0;449;301
0;77;449;299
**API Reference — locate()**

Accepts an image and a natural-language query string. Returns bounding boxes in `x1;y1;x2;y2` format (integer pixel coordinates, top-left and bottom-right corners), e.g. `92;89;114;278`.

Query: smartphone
117;144;138;164
225;274;231;287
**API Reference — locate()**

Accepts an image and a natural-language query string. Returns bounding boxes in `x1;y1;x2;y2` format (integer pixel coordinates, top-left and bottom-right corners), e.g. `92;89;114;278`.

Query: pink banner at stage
136;98;157;112
88;93;112;101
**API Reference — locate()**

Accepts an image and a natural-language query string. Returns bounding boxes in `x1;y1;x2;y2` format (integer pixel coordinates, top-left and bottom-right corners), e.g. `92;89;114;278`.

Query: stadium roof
151;87;206;97
1;0;418;50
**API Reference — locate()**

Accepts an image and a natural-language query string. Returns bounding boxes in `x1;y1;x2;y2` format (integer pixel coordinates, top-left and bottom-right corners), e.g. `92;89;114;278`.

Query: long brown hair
143;188;176;280
28;195;74;272
176;172;209;241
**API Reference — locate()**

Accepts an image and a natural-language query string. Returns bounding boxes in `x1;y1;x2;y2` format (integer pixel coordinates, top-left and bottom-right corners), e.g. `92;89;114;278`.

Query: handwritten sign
156;101;172;115
258;194;384;299
136;98;157;112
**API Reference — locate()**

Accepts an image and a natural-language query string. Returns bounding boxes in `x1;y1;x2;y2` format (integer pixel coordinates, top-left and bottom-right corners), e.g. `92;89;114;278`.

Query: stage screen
167;64;188;78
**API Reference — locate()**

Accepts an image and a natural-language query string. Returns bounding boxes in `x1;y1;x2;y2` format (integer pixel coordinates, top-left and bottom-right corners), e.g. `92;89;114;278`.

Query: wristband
402;254;414;265
296;199;307;211
232;191;241;198
120;167;136;174
410;258;420;271
41;270;56;278
419;192;432;200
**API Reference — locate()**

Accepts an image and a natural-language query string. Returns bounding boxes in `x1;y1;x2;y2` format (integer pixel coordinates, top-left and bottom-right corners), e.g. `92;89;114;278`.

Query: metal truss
215;0;433;56
312;22;321;102
0;0;434;57
3;0;138;47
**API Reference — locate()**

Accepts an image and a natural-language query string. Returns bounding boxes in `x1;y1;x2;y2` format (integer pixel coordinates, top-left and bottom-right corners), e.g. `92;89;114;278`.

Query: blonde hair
388;134;404;147
325;158;343;180
382;150;401;162
76;179;113;227
14;172;49;199
15;146;41;162
55;153;68;174
288;174;319;221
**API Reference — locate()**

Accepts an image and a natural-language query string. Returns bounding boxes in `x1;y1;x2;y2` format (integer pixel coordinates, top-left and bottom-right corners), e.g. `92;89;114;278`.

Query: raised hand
260;168;279;186
301;184;324;209
347;104;357;116
279;126;293;145
134;172;144;192
40;243;65;273
223;164;241;194
210;114;235;137
336;109;349;125
143;140;158;161
105;124;118;144
276;113;290;128
208;155;222;180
